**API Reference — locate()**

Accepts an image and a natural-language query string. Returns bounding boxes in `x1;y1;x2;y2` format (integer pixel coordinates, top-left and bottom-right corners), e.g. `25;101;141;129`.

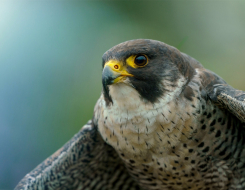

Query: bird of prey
15;39;245;190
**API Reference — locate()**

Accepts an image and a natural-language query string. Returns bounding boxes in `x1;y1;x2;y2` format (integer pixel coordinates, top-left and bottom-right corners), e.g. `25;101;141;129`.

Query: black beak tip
102;66;115;105
102;66;115;86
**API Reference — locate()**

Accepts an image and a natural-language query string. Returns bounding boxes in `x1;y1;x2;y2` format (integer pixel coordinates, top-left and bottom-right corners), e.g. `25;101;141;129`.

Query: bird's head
102;39;200;107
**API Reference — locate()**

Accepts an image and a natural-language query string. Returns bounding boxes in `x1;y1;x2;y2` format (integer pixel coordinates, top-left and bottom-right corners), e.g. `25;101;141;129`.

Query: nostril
114;65;119;69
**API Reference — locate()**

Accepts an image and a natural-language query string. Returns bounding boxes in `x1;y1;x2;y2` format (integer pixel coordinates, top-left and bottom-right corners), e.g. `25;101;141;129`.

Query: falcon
15;39;245;190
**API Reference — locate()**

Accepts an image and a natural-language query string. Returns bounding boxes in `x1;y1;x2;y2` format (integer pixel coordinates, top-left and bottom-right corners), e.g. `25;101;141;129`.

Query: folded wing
15;120;141;190
208;83;245;123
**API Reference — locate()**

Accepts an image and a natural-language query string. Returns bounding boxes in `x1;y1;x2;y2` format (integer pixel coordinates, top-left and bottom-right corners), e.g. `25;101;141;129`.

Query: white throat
97;75;195;159
100;76;187;133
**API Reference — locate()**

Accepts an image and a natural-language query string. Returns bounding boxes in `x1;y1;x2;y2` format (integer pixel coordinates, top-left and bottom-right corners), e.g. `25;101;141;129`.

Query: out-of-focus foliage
0;1;245;189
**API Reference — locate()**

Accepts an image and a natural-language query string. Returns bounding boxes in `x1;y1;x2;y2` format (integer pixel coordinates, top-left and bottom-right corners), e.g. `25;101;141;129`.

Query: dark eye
134;55;147;66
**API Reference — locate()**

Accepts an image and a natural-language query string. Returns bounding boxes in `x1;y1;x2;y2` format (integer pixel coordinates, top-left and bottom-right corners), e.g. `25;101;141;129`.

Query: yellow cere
104;60;133;77
103;55;148;84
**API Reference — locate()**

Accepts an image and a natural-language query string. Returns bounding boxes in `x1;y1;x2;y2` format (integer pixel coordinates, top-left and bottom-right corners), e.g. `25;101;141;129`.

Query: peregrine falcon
15;39;245;190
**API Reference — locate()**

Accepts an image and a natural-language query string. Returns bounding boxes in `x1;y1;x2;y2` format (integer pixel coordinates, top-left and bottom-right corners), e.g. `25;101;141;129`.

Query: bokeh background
1;1;245;189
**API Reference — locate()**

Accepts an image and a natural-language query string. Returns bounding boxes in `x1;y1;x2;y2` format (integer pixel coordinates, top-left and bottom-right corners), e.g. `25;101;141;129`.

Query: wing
208;83;245;123
15;120;141;190
198;68;245;123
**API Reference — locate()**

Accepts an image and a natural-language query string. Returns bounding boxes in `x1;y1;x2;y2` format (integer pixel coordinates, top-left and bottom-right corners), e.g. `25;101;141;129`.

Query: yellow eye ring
134;55;148;67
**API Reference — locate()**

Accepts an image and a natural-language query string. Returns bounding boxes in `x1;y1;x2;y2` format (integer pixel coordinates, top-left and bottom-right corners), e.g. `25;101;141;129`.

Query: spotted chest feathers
95;74;245;189
98;76;193;155
96;78;208;188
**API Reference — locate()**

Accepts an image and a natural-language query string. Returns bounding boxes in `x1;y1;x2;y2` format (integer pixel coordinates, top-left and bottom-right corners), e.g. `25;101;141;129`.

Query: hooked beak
102;60;133;87
102;60;133;105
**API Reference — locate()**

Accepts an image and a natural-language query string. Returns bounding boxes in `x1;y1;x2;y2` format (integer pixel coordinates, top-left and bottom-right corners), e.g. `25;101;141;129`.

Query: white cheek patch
97;74;191;157
104;75;187;129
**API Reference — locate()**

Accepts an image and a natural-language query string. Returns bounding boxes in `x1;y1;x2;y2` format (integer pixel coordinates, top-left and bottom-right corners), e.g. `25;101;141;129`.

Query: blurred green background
1;1;245;189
